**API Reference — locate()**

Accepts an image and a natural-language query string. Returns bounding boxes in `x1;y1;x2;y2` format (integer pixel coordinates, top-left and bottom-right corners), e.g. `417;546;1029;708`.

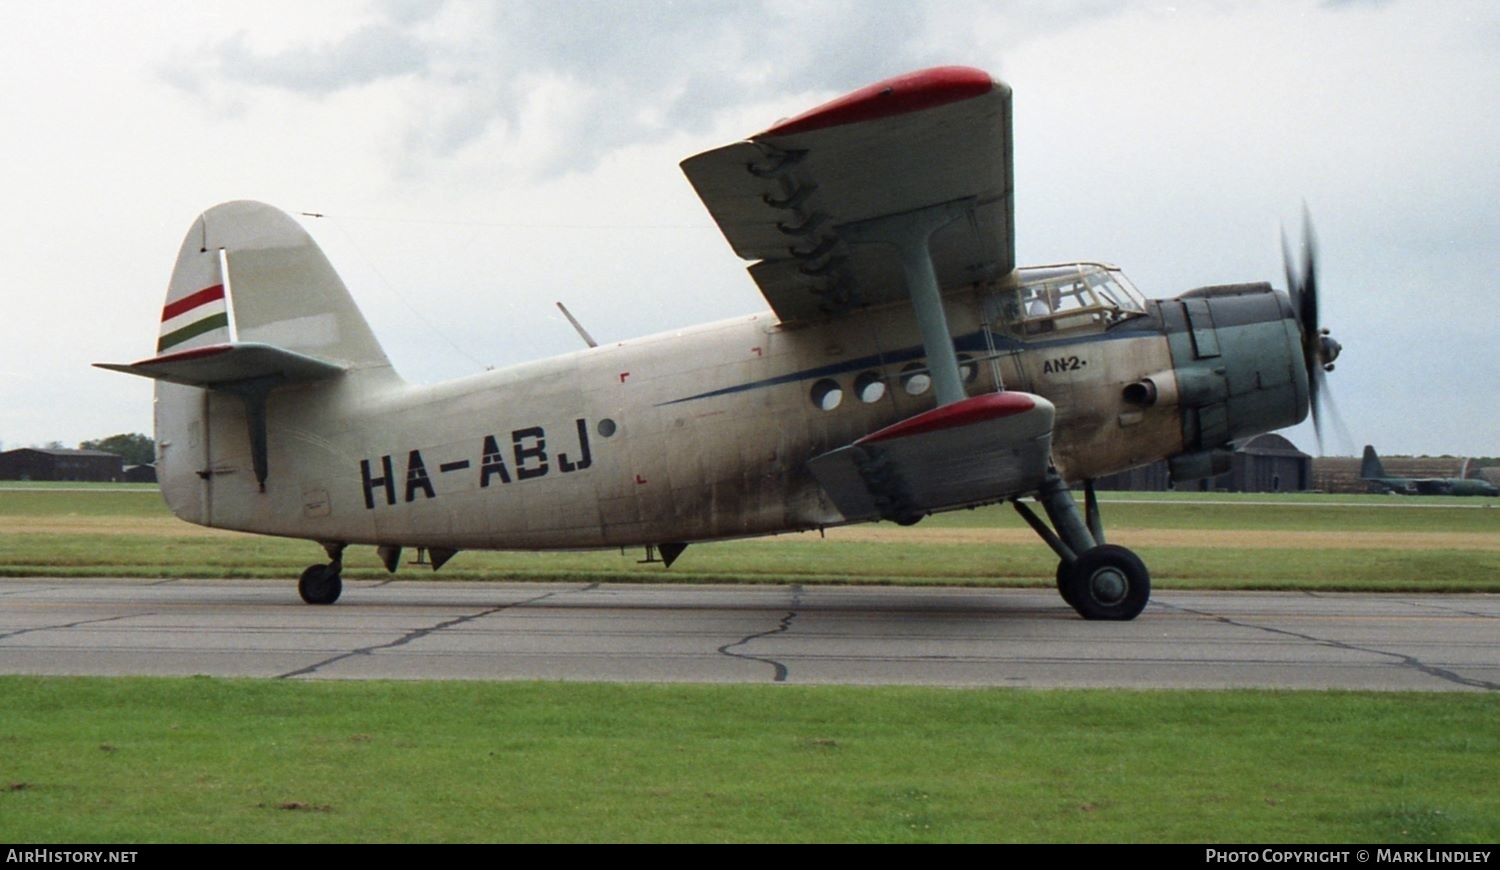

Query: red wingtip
760;66;995;138
859;392;1037;445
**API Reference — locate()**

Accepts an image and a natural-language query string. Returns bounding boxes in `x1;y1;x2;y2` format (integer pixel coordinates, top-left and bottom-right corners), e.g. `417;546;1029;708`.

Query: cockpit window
1086;270;1145;314
1009;264;1146;335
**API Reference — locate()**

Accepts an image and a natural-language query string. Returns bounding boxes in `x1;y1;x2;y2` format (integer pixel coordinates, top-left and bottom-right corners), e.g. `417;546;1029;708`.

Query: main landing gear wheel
298;563;342;605
1059;545;1149;621
1055;560;1079;609
1013;473;1152;620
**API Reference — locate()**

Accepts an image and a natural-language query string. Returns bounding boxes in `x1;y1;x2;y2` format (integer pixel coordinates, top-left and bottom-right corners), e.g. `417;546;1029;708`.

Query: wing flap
95;342;345;389
681;67;1013;322
808;391;1054;524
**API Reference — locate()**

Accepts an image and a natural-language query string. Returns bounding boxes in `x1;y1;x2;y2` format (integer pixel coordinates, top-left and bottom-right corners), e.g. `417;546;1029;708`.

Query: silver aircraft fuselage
157;267;1309;552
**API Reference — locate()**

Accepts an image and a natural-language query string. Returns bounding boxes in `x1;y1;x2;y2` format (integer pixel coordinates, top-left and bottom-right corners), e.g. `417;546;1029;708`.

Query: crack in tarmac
0;612;151;642
1399;598;1499;619
1156;600;1500;691
0;584;58;598
717;585;802;682
275;584;597;679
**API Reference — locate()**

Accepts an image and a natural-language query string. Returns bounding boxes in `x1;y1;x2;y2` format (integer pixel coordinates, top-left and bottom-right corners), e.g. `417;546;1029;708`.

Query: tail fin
100;201;394;379
97;201;396;524
158;201;390;368
1360;445;1385;479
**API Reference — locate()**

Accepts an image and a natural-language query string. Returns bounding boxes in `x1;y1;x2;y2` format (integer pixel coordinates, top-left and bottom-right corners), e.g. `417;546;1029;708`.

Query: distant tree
79;433;155;466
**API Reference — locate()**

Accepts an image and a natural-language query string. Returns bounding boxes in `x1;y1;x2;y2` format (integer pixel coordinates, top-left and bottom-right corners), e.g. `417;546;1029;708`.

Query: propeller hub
1319;334;1341;370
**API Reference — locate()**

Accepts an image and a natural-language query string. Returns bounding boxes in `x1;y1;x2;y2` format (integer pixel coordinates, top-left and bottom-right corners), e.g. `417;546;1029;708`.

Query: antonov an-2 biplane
99;67;1340;620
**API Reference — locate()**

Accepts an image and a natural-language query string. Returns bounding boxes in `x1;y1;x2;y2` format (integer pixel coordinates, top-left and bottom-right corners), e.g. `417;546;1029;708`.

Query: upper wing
681;67;1014;323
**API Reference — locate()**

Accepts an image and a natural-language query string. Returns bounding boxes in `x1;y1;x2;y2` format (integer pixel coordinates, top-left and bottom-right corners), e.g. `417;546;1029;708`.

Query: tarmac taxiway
0;578;1495;690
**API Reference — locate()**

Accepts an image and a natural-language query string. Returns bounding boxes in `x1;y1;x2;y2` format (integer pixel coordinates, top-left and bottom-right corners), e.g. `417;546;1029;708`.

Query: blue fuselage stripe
656;323;1157;406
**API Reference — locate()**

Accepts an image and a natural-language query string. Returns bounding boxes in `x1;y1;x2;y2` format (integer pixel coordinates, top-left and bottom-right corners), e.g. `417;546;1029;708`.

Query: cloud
159;0;1130;179
212;23;429;93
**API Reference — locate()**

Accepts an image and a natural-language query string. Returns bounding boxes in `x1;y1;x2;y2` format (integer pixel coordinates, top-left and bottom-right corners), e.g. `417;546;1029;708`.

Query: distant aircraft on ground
1360;445;1498;496
98;67;1342;619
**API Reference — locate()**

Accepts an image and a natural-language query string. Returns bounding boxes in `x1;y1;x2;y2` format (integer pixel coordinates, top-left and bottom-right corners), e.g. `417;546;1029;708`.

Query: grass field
1;677;1497;843
1;486;1496;591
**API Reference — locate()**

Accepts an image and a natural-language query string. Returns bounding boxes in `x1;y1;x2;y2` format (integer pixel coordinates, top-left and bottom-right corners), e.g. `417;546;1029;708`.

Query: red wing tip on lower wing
858;392;1038;444
760;66;997;138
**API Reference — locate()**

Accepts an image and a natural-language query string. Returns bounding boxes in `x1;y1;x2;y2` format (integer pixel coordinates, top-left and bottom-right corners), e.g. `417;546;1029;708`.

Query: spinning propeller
1281;210;1344;453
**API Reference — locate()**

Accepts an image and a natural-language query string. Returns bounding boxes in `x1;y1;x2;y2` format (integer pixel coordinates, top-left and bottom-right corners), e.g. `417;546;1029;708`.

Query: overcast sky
1;0;1495;457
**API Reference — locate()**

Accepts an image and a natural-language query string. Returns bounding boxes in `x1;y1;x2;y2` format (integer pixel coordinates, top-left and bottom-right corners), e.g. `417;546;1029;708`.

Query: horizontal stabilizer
95;342;345;389
808;391;1054;524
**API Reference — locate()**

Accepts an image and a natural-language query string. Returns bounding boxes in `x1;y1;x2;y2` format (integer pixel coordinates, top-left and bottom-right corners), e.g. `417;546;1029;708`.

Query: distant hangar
0;448;123;482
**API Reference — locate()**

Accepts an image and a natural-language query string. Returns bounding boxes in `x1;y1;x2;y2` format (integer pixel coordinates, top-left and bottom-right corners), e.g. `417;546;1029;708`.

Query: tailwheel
1060;545;1149;621
298;563;342;605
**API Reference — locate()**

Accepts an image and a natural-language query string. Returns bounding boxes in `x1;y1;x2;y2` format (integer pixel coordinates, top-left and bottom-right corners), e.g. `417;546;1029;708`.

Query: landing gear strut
1014;472;1150;620
298;543;345;605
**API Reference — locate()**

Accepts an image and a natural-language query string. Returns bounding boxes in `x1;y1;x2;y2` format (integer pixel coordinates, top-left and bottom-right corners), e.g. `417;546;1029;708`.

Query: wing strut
839;200;972;406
